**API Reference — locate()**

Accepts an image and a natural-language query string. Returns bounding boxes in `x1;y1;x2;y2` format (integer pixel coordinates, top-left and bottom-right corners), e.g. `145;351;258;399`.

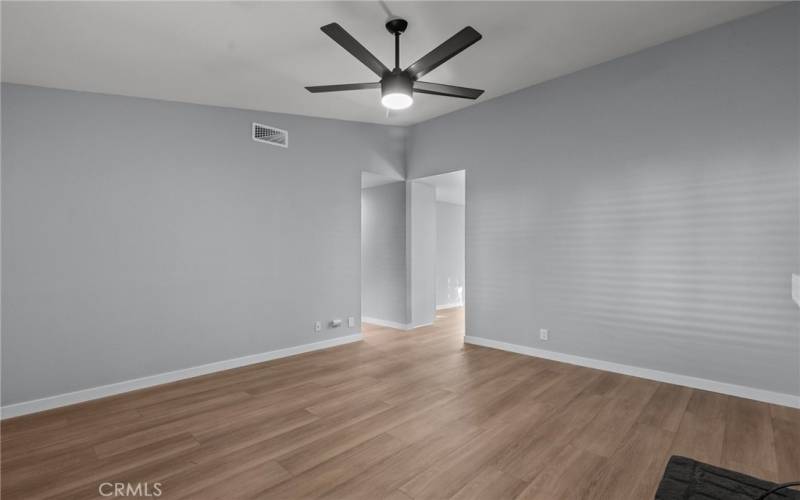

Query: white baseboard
436;303;463;310
464;336;800;409
362;316;411;330
361;317;434;331
1;333;364;419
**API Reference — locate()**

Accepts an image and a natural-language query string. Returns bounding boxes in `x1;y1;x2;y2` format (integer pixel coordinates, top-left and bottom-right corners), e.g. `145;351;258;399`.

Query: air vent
252;123;288;148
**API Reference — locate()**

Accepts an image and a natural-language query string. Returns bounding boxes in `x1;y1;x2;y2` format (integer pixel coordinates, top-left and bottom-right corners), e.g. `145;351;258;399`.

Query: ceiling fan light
381;71;413;110
381;92;413;110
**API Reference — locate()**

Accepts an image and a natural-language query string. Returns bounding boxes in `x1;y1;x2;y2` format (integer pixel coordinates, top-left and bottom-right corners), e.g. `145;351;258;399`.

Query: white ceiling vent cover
252;123;288;148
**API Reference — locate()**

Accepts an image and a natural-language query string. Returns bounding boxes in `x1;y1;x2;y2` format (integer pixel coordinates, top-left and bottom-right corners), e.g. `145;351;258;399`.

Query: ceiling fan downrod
385;17;408;70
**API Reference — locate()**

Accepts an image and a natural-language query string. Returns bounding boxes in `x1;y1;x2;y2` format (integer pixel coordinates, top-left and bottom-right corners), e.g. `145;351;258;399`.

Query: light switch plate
792;274;800;308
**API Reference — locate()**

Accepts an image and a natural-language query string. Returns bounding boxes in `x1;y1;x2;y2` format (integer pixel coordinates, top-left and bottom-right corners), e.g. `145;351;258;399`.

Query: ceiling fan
306;17;484;110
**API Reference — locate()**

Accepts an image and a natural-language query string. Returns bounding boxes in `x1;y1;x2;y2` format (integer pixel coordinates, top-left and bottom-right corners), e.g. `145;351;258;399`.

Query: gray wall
407;5;800;395
406;181;437;327
436;201;465;308
1;84;405;405
361;182;407;324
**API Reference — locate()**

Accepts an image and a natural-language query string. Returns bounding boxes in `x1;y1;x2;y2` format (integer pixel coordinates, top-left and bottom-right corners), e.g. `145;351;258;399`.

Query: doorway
360;170;465;335
413;170;466;335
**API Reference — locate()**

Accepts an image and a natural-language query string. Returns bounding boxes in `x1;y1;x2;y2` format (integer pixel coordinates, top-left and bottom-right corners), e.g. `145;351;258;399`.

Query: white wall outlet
348;316;355;328
330;318;342;328
314;321;322;332
539;328;549;341
792;274;800;308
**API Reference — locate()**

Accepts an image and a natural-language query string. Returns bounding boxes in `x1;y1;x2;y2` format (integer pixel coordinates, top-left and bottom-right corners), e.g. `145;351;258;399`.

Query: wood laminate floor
2;307;798;499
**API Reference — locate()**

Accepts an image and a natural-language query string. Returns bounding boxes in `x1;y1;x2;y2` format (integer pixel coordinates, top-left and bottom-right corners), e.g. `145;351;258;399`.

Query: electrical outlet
314;321;322;333
539;329;549;341
348;316;355;328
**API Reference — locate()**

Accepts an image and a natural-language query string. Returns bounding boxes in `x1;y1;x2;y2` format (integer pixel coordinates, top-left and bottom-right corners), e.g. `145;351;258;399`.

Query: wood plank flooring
2;307;798;499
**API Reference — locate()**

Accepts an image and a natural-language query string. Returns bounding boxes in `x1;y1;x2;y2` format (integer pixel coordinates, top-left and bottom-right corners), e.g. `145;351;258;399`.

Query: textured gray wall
1;84;405;405
361;182;407;324
406;181;437;327
436;201;465;308
407;5;800;395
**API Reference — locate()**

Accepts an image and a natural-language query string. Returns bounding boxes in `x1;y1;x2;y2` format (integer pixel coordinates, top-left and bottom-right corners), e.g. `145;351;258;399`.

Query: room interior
1;1;799;499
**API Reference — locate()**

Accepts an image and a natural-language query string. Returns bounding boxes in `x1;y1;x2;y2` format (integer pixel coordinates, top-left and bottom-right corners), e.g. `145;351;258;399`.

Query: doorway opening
413;170;466;337
360;170;465;337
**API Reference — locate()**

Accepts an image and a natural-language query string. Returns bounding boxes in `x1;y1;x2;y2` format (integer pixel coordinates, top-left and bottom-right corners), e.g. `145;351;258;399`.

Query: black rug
656;456;800;499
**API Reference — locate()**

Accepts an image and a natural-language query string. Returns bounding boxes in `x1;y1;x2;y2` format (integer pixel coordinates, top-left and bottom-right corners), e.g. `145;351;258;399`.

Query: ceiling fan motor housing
381;69;413;97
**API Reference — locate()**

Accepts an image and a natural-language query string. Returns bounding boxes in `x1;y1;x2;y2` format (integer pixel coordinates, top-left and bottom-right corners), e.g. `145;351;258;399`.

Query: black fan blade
320;23;389;77
405;27;482;79
414;81;484;100
306;82;380;93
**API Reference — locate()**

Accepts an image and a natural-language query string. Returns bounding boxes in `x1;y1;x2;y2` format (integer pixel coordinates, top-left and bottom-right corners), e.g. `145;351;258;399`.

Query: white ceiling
1;1;777;126
417;170;465;206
